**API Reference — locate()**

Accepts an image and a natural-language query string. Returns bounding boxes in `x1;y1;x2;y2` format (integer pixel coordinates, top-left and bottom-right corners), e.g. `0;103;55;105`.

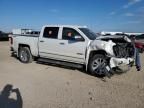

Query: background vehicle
129;34;144;53
0;31;9;41
135;41;144;53
10;25;135;76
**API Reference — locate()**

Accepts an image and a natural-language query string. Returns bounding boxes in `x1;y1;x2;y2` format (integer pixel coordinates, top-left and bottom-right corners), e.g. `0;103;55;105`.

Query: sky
0;0;144;32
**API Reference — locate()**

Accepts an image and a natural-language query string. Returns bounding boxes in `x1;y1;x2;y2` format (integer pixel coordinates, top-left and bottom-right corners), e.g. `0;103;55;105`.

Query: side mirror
74;35;84;41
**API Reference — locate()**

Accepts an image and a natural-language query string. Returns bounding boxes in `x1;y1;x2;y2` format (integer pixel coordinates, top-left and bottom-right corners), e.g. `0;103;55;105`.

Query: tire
88;54;107;76
18;47;33;63
138;48;143;53
140;48;144;53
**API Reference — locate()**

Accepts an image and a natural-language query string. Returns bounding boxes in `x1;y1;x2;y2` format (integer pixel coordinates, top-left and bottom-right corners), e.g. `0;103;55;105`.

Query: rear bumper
10;47;17;57
110;57;134;68
10;47;14;51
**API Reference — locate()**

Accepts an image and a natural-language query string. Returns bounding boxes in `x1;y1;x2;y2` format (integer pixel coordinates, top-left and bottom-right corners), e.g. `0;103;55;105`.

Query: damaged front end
86;35;135;76
106;36;135;69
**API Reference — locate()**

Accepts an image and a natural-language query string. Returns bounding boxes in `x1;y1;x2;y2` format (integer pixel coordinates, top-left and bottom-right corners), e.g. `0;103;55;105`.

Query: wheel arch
89;50;107;59
85;49;108;71
18;44;31;57
18;44;31;51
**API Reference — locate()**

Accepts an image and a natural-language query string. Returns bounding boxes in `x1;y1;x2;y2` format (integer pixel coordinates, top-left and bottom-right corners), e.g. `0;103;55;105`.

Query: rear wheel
18;47;33;63
88;54;108;76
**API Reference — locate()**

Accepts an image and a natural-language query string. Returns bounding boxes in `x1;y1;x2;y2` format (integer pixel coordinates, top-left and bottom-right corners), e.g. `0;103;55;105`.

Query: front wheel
88;54;108;76
18;47;33;63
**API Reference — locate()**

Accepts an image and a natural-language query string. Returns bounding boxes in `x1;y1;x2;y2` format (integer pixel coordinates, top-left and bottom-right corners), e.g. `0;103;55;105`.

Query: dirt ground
0;41;144;108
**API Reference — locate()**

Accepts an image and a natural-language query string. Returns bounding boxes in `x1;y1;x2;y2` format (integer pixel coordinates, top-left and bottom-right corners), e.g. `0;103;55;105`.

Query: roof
43;25;87;28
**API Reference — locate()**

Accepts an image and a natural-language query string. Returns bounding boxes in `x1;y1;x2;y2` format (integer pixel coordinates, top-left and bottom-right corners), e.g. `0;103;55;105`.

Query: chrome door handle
40;40;44;42
59;42;65;45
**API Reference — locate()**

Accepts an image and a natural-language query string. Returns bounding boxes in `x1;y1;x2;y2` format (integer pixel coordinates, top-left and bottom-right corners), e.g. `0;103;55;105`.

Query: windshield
79;28;97;40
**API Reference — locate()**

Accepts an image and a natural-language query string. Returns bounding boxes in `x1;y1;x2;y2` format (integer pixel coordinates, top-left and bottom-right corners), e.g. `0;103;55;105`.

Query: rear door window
43;27;59;39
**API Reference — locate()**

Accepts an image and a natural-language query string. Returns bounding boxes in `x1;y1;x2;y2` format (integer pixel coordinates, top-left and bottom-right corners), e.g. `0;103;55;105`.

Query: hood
96;35;132;43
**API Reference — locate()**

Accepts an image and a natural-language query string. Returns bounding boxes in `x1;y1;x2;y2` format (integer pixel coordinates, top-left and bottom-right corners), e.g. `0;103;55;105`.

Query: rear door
39;27;61;59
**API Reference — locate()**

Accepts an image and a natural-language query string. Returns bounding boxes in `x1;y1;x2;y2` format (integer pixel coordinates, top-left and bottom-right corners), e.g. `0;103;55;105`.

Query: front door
57;27;88;64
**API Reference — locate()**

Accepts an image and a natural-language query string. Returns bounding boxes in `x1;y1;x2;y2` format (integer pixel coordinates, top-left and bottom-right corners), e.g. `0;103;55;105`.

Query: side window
62;28;84;41
43;27;59;39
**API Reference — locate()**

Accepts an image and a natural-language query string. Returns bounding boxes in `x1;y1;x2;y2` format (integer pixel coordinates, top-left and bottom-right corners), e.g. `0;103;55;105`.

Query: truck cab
38;25;92;64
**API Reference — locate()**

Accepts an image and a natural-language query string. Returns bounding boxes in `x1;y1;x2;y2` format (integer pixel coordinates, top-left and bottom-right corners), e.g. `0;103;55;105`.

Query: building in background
100;31;144;36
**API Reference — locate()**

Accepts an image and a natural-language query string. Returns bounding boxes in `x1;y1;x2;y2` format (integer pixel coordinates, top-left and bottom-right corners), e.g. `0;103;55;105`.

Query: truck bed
12;34;39;57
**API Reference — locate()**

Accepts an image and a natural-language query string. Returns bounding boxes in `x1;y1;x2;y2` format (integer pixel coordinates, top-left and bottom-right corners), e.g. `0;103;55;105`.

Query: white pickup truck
10;25;135;76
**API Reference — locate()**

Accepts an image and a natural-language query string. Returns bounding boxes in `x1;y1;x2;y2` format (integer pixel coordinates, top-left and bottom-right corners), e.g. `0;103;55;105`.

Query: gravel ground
0;42;144;108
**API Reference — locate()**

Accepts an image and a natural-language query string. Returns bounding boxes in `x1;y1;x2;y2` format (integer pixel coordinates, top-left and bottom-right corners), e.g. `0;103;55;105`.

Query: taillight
9;37;13;45
8;34;13;45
